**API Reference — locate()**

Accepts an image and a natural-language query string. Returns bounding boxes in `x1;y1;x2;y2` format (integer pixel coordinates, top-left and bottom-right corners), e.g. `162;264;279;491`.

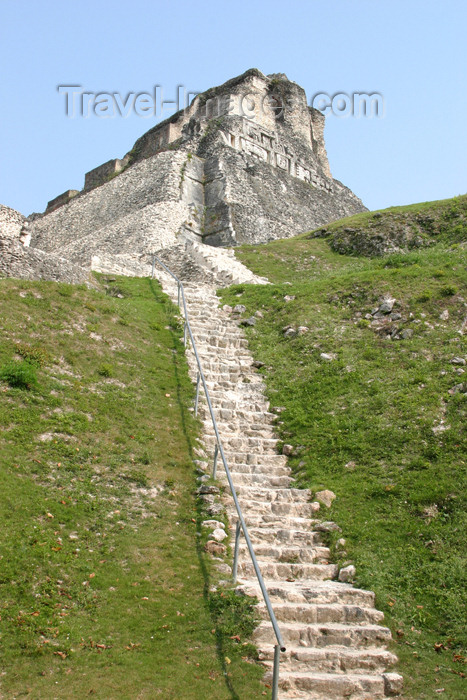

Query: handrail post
272;644;280;700
212;443;219;479
183;321;187;347
232;520;241;583
194;372;200;416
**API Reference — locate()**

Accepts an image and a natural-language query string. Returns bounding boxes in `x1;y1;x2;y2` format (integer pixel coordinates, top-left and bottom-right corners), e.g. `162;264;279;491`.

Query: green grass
307;193;467;256
220;205;467;699
0;276;267;699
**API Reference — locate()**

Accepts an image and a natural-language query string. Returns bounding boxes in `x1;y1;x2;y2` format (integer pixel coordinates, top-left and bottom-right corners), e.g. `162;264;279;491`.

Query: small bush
208;589;259;640
440;285;457;297
0;360;38;390
15;343;50;367
97;363;113;378
57;283;73;297
416;292;432;303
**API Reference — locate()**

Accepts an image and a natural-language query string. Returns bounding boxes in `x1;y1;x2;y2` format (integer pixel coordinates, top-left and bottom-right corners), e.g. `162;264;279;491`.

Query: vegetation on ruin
221;197;467;698
0;276;266;699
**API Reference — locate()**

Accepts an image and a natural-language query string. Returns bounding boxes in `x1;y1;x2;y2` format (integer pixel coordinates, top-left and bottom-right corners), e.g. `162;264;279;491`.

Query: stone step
227;452;287;466
204;435;280;452
194;336;249;348
198;408;277;423
218;461;290;476
229;513;318;530
237;580;376;607
253;620;392;648
258;645;397;674
204;399;270;413
257;602;384;625
233;486;310;502
237;561;338;581
221;474;294;489
232;499;315;518
238;526;322;546
265;669;390;699
194;350;253;362
238;543;330;564
202;423;277;439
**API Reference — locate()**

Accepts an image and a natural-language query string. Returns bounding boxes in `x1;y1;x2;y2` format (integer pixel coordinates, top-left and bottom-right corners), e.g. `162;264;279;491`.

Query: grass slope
220;200;467;699
312;194;467;257
0;276;266;699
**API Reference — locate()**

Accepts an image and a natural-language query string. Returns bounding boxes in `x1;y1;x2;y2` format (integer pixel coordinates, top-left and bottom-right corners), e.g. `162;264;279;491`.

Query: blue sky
1;0;465;216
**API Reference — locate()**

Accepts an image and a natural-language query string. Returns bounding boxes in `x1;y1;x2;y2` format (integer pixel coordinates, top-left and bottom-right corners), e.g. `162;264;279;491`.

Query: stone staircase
154;260;403;699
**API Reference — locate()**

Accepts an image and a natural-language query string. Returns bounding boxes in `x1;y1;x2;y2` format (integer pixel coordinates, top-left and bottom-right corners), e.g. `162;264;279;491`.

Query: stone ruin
1;69;367;282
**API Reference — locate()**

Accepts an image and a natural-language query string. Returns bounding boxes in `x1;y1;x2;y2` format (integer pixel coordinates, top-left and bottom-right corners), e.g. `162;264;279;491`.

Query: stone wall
0;238;90;284
84;157;130;191
0;205;89;284
30;151;190;264
200;145;362;246
46;190;79;213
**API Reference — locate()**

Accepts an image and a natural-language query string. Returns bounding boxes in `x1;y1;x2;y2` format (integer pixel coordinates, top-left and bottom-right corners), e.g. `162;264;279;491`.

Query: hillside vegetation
221;196;467;699
312;194;467;257
0;276;265;699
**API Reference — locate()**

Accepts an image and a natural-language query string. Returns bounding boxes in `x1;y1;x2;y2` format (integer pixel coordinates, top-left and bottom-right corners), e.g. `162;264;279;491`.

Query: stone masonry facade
24;69;366;269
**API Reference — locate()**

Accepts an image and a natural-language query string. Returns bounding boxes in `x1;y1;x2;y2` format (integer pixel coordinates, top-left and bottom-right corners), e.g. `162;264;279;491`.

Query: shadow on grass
147;277;242;700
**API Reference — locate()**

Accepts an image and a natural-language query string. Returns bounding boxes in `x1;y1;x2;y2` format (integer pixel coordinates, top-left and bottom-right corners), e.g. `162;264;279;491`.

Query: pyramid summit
22;70;364;268
1;70;366;281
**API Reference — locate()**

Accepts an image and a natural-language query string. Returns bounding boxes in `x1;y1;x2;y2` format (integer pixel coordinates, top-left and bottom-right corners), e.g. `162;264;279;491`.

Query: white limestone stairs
154;253;403;699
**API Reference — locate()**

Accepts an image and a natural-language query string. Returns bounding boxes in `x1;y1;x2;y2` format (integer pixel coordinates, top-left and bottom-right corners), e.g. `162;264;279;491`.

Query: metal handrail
152;255;285;699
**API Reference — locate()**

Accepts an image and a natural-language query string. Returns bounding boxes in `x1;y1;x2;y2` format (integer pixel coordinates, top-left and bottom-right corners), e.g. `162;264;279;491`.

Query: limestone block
338;564;356;582
383;673;404;696
204;541;226;556
315;490;336;508
211;528;227;542
46;190;79;213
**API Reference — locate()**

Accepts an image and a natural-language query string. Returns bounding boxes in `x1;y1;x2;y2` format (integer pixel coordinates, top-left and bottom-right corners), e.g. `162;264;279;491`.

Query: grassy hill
1;195;466;699
0;276;265;699
220;196;467;699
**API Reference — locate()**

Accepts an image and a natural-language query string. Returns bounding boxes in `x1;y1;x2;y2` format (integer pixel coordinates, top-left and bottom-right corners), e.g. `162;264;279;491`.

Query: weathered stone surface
320;352;337;361
201;519;225;530
0;204;27;239
197;484;220;495
383;672;404;696
27;69;366;271
315;521;342;533
204;540;227;555
206;503;224;517
315;490;336;508
377;297;396;314
399;328;414;340
84;157;129;191
0;237;89;285
46;189;79;213
211;528;227;542
338;564;356;582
